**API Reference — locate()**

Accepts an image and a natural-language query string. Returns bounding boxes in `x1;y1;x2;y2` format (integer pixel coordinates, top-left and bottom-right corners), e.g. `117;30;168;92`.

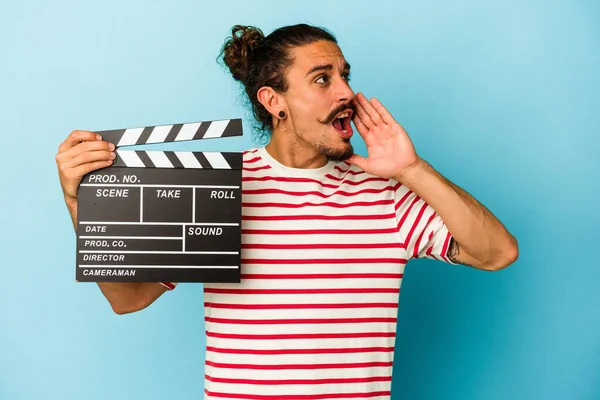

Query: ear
257;86;287;117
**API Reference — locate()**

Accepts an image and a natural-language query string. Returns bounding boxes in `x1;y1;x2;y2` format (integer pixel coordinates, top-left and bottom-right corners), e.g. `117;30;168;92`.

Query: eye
316;75;329;84
342;72;351;82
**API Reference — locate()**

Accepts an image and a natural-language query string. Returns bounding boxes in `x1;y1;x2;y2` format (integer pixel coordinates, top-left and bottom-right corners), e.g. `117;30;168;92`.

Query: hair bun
221;25;265;84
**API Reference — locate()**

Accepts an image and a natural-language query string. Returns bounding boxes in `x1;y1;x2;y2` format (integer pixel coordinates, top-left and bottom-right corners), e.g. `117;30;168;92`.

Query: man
56;23;518;399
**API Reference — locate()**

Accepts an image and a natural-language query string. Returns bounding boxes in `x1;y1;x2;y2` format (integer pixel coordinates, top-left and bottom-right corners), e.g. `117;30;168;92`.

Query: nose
335;77;354;103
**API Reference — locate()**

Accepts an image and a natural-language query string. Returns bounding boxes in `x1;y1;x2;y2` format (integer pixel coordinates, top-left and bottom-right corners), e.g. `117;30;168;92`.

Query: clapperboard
76;118;243;283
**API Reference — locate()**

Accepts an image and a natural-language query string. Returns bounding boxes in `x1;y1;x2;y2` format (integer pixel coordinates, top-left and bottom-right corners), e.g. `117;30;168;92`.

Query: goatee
321;141;354;162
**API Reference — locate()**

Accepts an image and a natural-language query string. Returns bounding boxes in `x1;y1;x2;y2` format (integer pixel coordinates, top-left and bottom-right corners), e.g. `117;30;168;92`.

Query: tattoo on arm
447;237;474;268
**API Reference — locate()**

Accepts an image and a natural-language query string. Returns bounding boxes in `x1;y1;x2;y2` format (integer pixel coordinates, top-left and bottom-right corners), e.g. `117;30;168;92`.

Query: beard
316;138;354;162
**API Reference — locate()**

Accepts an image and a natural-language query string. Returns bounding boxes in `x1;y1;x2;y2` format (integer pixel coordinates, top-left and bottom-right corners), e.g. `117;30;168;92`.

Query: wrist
393;157;429;185
64;194;78;217
64;194;77;207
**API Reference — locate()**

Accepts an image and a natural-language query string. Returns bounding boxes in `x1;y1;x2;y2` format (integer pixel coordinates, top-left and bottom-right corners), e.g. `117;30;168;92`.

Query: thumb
346;154;368;170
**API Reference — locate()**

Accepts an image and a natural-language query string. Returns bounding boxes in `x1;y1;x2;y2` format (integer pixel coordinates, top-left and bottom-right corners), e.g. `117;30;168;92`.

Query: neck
265;126;328;169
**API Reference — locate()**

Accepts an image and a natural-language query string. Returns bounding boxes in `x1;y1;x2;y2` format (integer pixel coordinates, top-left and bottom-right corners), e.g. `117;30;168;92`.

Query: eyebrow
306;61;351;77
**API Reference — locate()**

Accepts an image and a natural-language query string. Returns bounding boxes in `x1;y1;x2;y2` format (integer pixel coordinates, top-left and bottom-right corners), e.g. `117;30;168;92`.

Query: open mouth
331;110;353;138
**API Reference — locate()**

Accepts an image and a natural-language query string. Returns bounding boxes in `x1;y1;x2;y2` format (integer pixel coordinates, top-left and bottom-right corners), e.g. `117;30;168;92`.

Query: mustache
319;102;356;125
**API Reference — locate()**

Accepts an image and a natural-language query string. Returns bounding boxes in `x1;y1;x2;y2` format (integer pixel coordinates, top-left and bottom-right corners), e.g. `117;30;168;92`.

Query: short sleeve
392;180;457;264
160;282;178;290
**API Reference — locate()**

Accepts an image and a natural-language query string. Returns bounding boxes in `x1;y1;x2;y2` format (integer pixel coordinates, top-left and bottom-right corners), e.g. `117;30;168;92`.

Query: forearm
66;195;78;230
396;158;518;269
97;282;165;314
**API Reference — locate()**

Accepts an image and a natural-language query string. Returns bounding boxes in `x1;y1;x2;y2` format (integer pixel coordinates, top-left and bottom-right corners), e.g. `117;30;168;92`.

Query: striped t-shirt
162;146;456;399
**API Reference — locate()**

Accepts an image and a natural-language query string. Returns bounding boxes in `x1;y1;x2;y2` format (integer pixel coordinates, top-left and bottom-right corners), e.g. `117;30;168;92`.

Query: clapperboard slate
76;118;243;283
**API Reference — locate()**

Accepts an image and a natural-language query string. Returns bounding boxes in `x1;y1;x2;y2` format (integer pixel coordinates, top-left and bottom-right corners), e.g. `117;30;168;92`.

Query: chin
321;140;354;162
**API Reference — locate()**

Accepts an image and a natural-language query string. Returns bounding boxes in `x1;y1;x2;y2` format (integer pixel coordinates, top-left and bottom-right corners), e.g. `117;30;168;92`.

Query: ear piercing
278;111;286;118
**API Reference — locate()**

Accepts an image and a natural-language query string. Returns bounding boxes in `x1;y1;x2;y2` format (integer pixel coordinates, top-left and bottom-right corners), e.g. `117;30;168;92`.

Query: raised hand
347;92;421;180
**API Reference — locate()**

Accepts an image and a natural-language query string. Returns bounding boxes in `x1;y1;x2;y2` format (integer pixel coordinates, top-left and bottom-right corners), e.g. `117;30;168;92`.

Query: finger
351;112;370;138
345;153;368;170
57;140;115;161
370;97;397;125
58;130;102;152
351;113;377;147
71;159;114;178
352;97;374;129
355;93;384;125
64;150;116;169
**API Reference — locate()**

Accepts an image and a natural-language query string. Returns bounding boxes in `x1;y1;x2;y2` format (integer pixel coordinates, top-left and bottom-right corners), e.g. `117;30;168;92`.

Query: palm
347;93;419;179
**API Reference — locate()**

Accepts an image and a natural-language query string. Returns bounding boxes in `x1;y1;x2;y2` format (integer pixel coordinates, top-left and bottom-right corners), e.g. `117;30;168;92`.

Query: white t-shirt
162;146;456;399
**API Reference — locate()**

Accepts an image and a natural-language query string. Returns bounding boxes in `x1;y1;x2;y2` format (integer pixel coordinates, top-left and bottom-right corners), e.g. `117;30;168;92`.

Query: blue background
1;0;598;399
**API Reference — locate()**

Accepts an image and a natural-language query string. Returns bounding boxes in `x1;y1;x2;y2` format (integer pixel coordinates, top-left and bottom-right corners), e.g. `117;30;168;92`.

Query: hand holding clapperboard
75;118;244;283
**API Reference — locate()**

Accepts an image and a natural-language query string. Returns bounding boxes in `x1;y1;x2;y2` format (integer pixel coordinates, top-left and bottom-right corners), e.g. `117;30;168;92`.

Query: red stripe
243;165;271;172
333;165;365;175
426;244;440;261
206;331;396;340
426;245;433;256
242;228;399;235
205;374;391;385
205;360;393;370
326;173;385;182
243;175;391;189
204;302;398;310
242;186;395;198
412;212;437;257
205;346;394;355
241;258;407;265
242;199;393;209
160;282;175;290
240;273;403;280
405;209;437;256
204;288;399;295
441;231;453;262
420;232;435;259
205;317;397;324
394;187;413;211
405;203;429;248
397;195;421;230
242;213;395;221
244;156;261;164
242;243;404;250
205;389;391;400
